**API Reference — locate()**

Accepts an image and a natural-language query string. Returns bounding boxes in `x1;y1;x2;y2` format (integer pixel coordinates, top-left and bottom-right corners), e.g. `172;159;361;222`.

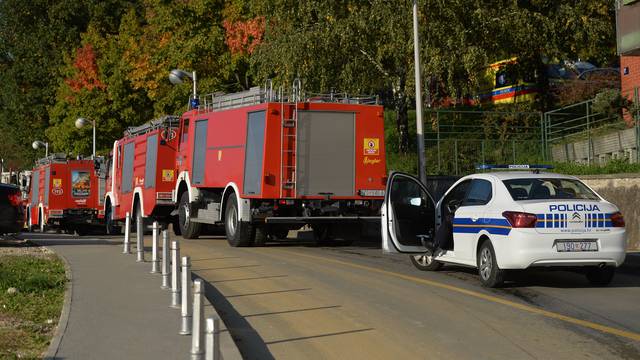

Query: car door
453;178;494;262
382;172;437;254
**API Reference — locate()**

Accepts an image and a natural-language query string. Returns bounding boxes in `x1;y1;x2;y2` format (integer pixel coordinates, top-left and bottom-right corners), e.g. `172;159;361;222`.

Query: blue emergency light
476;164;554;171
190;98;200;109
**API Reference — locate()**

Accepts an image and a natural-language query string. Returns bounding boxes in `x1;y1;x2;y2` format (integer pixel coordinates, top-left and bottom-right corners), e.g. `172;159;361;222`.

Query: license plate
556;241;598;252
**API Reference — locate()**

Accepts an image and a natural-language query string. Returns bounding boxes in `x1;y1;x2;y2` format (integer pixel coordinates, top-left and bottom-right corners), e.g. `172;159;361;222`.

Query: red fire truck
103;116;180;234
172;83;387;246
27;154;104;234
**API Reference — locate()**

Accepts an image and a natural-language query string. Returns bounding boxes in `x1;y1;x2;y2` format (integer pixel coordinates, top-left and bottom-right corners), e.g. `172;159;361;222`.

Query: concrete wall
581;174;640;250
551;127;638;164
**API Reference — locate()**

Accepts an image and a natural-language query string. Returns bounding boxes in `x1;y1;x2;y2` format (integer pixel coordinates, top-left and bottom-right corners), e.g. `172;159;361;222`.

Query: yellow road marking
281;249;640;342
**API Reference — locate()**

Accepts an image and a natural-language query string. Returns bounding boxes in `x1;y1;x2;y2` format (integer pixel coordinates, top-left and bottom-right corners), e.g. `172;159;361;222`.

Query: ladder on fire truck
279;79;301;198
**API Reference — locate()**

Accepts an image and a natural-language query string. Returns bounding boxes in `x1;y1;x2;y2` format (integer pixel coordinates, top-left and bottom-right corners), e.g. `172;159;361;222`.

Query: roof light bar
476;164;554;170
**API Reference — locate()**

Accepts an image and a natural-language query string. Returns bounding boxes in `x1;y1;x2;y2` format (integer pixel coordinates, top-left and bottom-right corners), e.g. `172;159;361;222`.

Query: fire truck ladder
279;79;302;198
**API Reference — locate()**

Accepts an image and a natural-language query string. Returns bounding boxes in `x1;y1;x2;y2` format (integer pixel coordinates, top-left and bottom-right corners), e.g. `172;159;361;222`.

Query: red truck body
104;116;180;233
27;155;103;234
172;86;387;245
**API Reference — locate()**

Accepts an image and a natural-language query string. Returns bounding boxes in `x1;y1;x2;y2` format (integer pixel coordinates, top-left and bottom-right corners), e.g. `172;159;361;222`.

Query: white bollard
179;256;192;335
123;212;131;254
161;230;170;289
171;240;181;308
191;279;205;360
151;221;160;273
136;213;144;262
205;316;220;360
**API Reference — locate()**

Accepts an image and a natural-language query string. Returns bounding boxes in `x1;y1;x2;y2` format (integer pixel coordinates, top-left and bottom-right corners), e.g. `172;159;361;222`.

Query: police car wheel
585;266;615;287
410;252;442;271
477;241;505;288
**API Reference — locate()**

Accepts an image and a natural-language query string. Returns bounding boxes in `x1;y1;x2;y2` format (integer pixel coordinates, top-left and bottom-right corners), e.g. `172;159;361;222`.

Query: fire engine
103;116;180;234
172;82;387;246
27;154;105;235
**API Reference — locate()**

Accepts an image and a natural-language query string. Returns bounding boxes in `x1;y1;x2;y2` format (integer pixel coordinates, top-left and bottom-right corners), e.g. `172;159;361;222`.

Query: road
172;231;640;360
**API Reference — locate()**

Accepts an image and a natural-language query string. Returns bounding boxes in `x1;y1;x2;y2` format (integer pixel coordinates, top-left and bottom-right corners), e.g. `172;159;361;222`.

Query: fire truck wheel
179;192;201;239
312;225;333;246
253;227;267;247
224;194;254;247
105;205;119;235
38;211;46;233
172;216;182;236
76;227;89;236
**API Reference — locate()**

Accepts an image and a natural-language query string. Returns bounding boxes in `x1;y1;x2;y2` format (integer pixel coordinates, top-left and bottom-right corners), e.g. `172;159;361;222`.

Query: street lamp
32;140;49;157
169;69;197;98
412;0;426;184
75;117;96;158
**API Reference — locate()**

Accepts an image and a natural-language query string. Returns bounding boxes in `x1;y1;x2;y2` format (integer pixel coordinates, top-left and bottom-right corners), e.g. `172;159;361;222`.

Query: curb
37;243;73;360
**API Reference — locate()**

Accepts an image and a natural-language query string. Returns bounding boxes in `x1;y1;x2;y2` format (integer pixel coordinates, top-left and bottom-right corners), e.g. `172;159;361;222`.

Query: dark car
0;184;24;234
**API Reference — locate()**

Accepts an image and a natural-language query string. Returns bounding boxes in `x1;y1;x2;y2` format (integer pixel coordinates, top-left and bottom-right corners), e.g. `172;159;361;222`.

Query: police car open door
383;172;437;254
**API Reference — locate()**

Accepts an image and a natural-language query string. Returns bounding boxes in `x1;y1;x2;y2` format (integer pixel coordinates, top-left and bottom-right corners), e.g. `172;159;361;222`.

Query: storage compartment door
144;134;158;189
43;167;50;206
297;111;355;197
32;171;40;203
243;111;266;196
192;119;208;185
122;142;135;193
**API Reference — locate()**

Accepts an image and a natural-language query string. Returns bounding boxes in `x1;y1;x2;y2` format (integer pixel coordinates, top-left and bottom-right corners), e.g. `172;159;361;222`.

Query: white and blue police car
382;165;627;287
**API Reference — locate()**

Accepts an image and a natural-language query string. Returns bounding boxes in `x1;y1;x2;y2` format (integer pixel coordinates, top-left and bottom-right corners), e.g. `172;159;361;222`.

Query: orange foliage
65;44;106;93
223;17;266;56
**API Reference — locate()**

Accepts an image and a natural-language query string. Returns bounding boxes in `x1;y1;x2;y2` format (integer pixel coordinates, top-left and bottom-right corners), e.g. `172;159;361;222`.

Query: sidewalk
26;234;190;360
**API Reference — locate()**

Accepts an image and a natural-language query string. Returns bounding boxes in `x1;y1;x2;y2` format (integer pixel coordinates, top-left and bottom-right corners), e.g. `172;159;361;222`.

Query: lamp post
32;140;49;157
169;69;197;98
412;0;426;184
75;117;96;158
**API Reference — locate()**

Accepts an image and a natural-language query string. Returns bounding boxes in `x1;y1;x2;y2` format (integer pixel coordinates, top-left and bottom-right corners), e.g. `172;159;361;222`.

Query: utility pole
413;0;427;184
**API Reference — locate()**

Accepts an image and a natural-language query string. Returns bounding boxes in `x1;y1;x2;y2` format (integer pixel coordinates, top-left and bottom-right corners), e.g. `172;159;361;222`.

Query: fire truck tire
105;205;119;235
224;195;254;247
172;216;182;236
253;227;267;247
179;192;201;239
38;211;47;233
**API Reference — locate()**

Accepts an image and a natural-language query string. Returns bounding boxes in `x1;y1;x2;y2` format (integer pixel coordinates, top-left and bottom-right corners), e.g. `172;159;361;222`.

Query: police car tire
224;194;254;247
477;241;505;288
585;266;615;287
410;253;442;271
179;192;201;239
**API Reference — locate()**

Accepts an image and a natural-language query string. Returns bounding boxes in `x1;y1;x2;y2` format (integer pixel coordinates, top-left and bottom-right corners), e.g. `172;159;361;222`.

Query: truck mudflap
263;216;380;224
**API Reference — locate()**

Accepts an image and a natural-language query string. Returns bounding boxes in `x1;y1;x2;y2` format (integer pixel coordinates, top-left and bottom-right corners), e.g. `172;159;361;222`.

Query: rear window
503;178;599;201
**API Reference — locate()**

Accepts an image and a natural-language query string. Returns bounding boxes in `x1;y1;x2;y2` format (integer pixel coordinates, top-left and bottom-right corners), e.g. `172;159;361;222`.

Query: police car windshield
502;178;599;201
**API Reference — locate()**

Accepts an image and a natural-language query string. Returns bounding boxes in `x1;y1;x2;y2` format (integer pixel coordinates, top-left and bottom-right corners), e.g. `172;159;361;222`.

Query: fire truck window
182;119;190;143
71;171;91;197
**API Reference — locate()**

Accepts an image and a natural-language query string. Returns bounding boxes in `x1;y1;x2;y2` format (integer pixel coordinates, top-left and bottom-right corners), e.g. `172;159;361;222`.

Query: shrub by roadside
0;246;66;359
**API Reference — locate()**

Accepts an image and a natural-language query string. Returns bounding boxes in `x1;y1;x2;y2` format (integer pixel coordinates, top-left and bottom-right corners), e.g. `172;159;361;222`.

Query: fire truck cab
173;83;387;246
104;116;180;234
27;154;104;235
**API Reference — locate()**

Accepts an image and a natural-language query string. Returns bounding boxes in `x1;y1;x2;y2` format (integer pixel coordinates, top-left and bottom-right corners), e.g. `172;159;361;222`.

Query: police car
382;165;627;287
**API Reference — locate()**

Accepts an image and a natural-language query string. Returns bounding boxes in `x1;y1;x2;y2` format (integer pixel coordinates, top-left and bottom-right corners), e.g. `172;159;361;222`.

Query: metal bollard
161;230;170;289
191;279;205;360
179;256;192;335
150;221;160;273
136;213;144;262
171;240;181;308
205;316;220;360
123;212;131;254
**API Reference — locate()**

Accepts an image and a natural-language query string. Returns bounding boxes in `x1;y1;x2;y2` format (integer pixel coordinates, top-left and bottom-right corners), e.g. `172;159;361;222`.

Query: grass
0;254;66;359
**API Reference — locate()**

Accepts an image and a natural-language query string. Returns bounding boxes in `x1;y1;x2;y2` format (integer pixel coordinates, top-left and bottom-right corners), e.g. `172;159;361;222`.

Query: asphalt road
173;231;640;360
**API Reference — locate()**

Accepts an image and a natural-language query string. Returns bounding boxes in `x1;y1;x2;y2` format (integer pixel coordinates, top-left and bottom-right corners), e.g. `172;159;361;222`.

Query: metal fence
424;109;543;175
422;87;640;175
